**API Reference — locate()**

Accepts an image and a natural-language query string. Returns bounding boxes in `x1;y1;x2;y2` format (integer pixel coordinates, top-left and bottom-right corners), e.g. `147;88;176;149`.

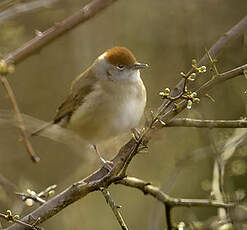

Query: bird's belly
67;93;145;144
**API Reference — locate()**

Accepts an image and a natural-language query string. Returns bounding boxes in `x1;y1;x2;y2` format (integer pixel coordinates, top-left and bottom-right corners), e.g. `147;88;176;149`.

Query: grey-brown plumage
53;68;96;124
32;46;147;148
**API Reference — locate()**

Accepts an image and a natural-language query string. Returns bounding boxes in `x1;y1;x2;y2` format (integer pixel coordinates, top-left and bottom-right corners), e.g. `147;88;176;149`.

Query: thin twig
164;203;172;230
166;118;247;128
0;75;40;163
16;184;57;205
0;212;39;230
37;184;57;198
205;48;219;76
212;129;247;219
100;187;129;230
161;14;247;121
156;62;247;126
212;158;227;219
15;192;46;205
117;177;235;209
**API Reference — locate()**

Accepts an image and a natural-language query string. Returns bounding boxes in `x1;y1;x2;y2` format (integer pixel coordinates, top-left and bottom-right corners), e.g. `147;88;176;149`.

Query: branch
0;211;40;230
156;61;247;127
16;184;57;206
212;129;247;220
0;0;118;162
0;74;40;163
164;203;172;230
0;0;58;23
100;188;129;230
6;139;138;230
166;118;247;128
198;15;247;67
117;177;235;209
5;8;247;230
197;63;247;96
3;0;118;65
157;15;247;119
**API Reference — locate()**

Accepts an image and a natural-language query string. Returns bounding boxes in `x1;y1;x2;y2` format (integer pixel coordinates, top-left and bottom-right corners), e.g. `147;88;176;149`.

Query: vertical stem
0;75;40;163
164;203;172;230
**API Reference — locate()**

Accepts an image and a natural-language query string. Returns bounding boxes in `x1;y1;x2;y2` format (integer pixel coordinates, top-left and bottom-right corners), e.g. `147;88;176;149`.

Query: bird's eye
117;65;124;70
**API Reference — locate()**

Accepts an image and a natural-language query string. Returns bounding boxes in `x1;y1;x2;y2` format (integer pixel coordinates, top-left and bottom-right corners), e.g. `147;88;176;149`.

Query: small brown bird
32;46;148;168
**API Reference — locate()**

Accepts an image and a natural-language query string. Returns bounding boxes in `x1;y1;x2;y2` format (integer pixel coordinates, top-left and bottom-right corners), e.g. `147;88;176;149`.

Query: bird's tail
31;121;53;136
0;109;85;147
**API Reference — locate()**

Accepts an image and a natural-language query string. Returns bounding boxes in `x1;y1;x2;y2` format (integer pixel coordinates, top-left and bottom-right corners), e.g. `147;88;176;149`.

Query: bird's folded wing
53;68;97;124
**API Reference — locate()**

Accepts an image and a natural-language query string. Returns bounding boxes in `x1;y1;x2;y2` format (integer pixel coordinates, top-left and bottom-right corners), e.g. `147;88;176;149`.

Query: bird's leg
92;144;113;171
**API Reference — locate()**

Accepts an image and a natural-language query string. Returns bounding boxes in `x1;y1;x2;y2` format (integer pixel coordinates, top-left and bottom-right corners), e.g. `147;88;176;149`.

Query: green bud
193;98;200;103
159;91;165;97
164;88;170;96
0;60;8;75
191;92;197;97
200;65;207;72
192;59;197;65
180;72;186;77
178;221;186;230
14;215;20;220
27;189;36;196
190;73;196;79
48;190;55;196
187;100;193;109
6;210;12;216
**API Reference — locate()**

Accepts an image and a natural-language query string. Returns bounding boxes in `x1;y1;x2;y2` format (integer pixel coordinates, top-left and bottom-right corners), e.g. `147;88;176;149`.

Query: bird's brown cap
104;46;137;66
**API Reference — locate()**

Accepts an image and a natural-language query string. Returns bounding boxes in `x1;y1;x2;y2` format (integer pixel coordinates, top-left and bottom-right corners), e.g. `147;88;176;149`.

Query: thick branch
117;177;234;209
6;139;138;230
198;15;247;67
167;118;247;128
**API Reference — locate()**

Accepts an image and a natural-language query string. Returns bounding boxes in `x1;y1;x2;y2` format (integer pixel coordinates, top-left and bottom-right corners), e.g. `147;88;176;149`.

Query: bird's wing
53;68;97;124
31;68;97;136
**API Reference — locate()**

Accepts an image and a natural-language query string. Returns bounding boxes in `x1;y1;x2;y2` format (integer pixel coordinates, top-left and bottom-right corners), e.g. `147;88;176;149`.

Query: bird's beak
129;62;149;70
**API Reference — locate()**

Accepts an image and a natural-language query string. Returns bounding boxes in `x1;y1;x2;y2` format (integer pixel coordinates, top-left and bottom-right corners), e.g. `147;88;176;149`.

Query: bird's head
93;46;148;83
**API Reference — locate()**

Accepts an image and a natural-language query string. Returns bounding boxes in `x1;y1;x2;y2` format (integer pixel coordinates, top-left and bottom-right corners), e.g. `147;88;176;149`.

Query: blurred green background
0;0;247;229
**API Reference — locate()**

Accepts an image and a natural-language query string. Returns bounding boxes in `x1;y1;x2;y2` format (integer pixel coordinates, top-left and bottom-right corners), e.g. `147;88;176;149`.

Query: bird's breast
68;80;146;143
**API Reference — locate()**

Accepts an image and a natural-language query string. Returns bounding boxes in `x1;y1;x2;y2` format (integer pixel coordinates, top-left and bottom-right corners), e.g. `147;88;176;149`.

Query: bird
32;46;148;169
